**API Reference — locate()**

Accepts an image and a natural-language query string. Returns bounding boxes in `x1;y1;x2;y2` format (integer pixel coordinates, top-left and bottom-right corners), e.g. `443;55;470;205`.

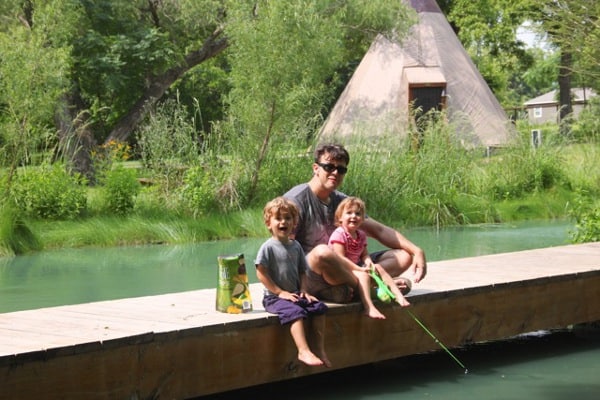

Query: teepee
319;0;514;148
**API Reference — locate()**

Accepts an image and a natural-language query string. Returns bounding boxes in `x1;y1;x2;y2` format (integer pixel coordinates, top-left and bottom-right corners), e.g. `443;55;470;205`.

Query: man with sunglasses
284;143;427;303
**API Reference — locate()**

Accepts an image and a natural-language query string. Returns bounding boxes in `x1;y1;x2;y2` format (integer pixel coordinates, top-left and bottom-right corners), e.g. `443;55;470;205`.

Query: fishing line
369;267;468;373
405;308;468;374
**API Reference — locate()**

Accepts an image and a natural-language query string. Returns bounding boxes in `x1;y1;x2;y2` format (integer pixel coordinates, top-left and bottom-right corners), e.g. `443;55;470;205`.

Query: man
284;143;427;302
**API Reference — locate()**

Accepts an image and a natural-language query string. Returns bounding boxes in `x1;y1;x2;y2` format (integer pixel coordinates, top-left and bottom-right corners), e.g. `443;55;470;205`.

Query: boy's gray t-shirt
255;238;309;296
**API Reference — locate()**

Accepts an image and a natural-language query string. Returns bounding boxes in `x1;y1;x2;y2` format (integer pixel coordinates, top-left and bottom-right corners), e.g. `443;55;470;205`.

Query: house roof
524;88;597;106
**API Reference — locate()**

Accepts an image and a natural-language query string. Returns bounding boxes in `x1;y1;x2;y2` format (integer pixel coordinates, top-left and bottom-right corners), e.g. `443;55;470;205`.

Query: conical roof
319;0;514;148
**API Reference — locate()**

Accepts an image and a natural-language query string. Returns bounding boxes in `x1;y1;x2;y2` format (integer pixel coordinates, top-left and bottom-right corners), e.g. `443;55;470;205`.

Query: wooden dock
1;242;599;399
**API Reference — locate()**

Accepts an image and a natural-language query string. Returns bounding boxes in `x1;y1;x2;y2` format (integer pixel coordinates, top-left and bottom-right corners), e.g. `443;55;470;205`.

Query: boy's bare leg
310;315;331;368
289;319;324;366
354;270;386;319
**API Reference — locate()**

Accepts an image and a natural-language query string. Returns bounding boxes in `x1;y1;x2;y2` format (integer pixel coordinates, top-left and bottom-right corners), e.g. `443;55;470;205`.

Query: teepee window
409;86;446;115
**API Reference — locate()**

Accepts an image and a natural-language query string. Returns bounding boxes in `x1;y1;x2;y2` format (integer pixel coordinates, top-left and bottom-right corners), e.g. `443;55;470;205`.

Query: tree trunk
106;28;228;144
558;49;572;133
55;93;97;183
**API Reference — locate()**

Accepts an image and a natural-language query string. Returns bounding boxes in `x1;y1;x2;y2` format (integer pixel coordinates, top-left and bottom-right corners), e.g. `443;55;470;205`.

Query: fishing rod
369;267;468;374
405;308;468;374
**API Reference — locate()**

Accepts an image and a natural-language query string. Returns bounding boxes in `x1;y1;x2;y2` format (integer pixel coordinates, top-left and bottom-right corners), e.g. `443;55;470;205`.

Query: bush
9;164;87;219
569;191;600;243
570;98;600;143
101;166;140;216
178;165;218;217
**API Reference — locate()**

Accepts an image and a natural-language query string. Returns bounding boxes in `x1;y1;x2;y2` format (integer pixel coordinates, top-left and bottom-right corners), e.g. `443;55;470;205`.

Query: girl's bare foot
396;296;410;307
365;307;386;319
298;350;324;366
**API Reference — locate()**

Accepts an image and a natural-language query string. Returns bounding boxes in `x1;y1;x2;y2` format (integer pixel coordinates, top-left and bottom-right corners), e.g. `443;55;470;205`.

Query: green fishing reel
369;267;396;303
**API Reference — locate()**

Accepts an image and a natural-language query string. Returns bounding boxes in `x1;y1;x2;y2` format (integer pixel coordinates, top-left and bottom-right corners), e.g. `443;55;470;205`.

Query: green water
0;219;572;313
2;219;598;400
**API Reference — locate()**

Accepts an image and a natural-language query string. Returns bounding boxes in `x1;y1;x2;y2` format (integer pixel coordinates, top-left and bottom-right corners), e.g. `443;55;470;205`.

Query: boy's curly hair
263;197;299;226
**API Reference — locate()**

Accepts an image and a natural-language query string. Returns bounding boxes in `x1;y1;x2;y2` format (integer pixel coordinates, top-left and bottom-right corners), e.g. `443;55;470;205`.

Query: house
523;87;597;124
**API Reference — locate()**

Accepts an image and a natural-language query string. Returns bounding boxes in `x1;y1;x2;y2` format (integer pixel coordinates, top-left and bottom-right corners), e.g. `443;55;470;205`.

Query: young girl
255;197;331;367
329;197;410;319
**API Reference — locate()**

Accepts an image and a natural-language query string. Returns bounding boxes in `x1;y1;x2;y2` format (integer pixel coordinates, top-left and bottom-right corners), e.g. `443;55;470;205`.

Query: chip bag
216;254;253;313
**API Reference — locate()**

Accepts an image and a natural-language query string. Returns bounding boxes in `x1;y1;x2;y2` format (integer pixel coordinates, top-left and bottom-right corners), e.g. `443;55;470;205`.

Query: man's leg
306;244;357;287
305;244;357;303
373;249;414;293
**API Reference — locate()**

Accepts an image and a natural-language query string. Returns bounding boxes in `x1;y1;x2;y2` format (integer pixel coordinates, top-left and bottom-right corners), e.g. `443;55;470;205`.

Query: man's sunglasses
317;162;348;175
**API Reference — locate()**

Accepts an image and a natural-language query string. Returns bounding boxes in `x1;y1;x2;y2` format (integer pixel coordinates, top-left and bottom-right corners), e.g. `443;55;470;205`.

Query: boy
255;197;330;367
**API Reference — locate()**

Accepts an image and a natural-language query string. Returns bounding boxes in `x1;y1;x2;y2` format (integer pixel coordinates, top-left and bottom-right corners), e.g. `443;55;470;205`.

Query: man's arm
361;218;427;281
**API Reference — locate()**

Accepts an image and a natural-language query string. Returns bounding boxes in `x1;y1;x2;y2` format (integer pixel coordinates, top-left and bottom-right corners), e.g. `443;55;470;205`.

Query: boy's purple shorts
263;293;328;325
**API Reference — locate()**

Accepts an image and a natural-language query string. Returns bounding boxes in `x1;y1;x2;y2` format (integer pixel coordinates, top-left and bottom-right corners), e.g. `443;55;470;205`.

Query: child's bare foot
396;296;410;307
365;307;386;319
298;350;324;366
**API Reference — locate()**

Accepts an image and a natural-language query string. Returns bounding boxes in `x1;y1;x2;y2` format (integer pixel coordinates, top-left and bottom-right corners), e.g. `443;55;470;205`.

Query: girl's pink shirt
328;226;367;264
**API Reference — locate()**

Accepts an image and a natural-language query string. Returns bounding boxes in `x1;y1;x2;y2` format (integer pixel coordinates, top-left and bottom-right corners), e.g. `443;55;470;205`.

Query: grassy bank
26;187;576;251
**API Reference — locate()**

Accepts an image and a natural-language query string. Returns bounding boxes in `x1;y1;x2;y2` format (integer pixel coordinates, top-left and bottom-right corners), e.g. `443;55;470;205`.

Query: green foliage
101;165;140;216
446;0;538;106
342;113;476;227
484;143;566;201
570;98;600;143
0;203;41;257
178;165;219;217
136;99;200;193
221;0;413;204
0;0;73;170
9;164;87;220
569;191;600;243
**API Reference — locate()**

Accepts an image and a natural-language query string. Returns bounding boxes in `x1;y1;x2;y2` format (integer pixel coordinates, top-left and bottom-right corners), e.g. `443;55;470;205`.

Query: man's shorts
305;268;355;303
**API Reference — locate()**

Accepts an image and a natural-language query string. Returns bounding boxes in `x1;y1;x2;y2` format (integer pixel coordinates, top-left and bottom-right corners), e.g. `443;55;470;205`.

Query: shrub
9;164;87;219
101;166;140;216
178;165;218;217
569;191;600;243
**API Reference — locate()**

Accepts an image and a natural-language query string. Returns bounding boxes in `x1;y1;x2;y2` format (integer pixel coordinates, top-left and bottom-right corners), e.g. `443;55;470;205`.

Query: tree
538;1;600;130
1;0;412;182
444;0;539;107
0;0;74;182
221;0;414;202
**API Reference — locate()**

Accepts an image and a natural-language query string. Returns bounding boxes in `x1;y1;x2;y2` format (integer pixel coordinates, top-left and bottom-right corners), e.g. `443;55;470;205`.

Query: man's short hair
314;143;350;164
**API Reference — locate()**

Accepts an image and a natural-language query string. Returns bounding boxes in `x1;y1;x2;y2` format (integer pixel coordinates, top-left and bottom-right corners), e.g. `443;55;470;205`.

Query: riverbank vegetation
2;109;598;256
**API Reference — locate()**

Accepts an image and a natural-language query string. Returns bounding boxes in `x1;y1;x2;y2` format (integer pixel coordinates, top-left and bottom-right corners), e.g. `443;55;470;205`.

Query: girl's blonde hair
263;197;299;226
334;196;366;226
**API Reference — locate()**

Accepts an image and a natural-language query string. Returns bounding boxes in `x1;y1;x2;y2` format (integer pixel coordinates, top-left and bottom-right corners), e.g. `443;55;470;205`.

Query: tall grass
0;204;41;256
30;209;266;250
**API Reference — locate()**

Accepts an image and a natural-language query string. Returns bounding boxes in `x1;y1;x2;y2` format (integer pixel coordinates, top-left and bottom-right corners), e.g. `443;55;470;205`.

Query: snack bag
216;254;253;313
